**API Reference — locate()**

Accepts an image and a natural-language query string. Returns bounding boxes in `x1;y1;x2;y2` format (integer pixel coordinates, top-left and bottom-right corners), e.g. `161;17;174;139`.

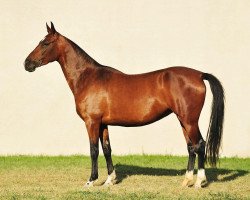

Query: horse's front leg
84;119;101;187
99;125;116;186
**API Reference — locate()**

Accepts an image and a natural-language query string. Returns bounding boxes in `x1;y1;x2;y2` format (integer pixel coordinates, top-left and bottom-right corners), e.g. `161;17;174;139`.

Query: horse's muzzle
24;59;39;72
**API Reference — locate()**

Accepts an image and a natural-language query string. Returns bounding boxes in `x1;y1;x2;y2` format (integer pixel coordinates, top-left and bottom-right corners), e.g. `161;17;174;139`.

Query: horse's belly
102;97;171;126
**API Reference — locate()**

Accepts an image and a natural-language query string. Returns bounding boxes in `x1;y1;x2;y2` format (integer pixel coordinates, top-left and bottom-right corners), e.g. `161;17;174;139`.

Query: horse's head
24;22;60;72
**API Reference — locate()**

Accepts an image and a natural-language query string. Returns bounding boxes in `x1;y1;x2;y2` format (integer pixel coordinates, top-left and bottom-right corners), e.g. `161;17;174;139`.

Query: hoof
104;170;117;186
84;179;98;188
182;178;194;187
195;169;207;188
194;177;207;188
182;171;194;187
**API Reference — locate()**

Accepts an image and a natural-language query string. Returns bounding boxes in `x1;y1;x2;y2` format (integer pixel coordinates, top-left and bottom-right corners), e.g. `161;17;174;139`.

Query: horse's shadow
114;164;248;185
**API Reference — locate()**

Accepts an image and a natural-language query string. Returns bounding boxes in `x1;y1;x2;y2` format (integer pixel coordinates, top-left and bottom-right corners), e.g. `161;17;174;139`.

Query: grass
0;155;249;199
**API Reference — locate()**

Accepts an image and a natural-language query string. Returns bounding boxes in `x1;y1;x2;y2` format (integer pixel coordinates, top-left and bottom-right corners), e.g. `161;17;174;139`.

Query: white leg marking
84;179;98;188
186;170;194;179
195;169;207;188
104;170;117;186
182;170;194;187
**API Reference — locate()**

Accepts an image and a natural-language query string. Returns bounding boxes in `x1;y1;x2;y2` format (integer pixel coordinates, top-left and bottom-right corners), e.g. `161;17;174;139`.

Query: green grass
0;155;249;199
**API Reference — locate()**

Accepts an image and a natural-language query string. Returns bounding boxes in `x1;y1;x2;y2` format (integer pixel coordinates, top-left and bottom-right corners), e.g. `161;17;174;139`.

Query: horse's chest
75;93;107;120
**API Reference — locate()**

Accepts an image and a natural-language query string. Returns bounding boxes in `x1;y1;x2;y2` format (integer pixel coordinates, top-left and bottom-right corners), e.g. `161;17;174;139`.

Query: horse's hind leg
179;120;207;188
182;145;196;186
180;125;196;187
99;125;116;186
195;137;207;188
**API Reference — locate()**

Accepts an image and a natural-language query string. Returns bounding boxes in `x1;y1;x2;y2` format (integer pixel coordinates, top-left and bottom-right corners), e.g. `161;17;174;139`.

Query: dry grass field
0;155;249;199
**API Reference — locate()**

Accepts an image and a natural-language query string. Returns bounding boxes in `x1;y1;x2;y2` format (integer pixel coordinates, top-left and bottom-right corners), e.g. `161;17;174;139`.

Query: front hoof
104;170;117;187
84;179;98;188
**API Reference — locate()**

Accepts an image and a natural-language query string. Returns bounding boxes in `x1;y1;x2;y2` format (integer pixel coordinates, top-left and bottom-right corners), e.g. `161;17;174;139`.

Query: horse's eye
42;42;50;47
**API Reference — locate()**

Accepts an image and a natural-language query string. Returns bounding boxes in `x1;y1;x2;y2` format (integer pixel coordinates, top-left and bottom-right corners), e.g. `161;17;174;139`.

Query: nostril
24;59;30;66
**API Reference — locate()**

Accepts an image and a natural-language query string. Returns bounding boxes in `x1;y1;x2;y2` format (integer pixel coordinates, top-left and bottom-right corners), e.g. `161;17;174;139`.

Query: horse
24;22;224;188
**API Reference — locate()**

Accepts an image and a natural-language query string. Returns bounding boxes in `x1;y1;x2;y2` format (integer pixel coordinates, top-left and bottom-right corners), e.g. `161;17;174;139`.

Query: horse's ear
50;22;56;34
46;22;51;34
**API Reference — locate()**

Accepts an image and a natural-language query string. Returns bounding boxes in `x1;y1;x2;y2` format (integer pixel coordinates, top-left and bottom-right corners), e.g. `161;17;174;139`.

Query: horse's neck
57;37;97;94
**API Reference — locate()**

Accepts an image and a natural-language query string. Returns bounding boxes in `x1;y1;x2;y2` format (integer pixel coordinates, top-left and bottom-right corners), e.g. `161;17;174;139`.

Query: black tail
202;73;225;167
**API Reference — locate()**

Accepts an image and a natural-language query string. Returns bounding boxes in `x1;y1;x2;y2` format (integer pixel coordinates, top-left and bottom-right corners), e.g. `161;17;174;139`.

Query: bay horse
24;22;224;188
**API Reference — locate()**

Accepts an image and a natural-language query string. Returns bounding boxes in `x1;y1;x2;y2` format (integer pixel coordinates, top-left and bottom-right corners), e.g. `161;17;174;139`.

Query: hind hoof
182;171;194;187
195;177;207;188
182;178;194;187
